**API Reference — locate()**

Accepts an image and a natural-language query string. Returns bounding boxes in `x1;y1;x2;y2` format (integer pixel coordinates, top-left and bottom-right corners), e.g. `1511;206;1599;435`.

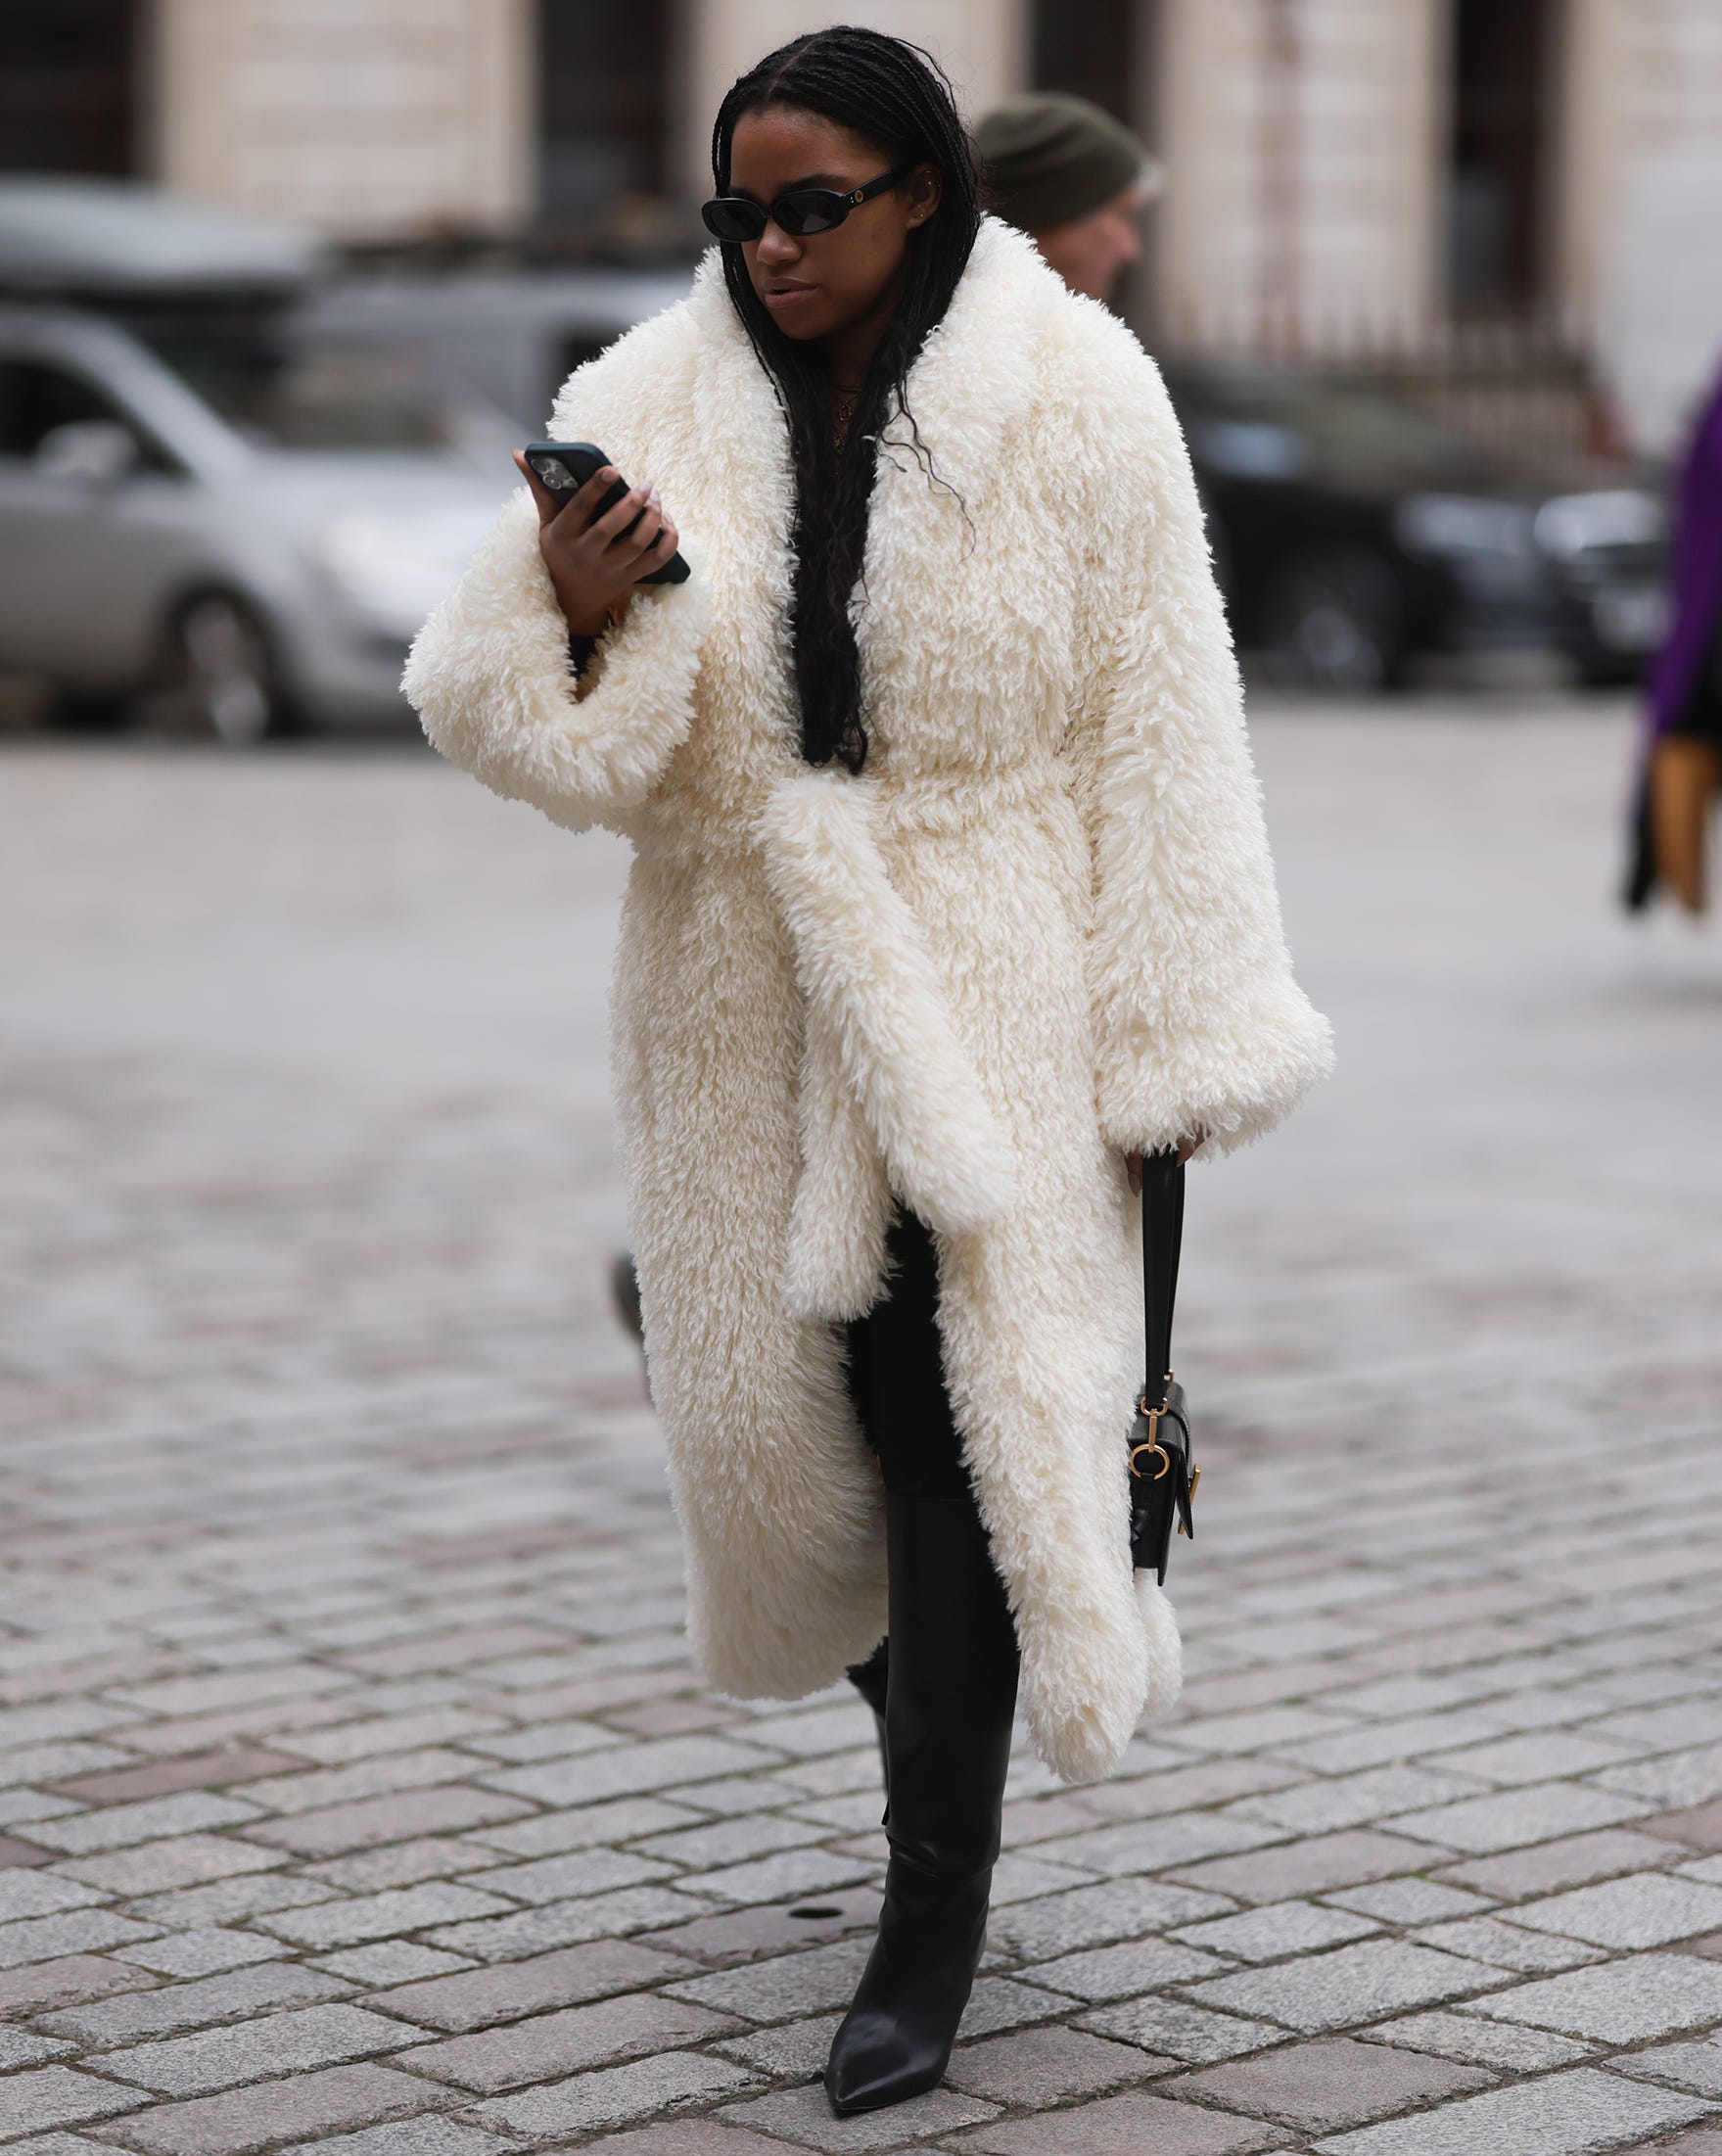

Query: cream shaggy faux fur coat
402;213;1333;1784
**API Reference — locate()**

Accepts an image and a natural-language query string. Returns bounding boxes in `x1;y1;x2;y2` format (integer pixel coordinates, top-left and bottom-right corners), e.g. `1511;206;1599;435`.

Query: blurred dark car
1166;367;1668;692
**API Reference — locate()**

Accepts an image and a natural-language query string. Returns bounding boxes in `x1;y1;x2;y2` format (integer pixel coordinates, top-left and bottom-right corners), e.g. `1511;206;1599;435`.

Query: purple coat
1645;364;1722;741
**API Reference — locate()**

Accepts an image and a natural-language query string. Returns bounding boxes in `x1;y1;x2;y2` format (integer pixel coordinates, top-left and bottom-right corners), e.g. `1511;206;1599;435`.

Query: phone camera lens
540;459;572;490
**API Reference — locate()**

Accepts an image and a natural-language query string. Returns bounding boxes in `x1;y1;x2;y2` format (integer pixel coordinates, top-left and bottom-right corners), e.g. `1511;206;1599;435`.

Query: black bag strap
1140;1148;1185;1412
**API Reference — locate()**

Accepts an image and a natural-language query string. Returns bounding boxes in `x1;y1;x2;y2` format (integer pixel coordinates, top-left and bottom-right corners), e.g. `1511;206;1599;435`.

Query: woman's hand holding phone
512;449;680;638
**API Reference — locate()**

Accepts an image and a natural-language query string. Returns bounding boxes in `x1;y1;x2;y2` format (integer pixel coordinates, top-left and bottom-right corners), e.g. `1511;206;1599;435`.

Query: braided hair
711;26;982;773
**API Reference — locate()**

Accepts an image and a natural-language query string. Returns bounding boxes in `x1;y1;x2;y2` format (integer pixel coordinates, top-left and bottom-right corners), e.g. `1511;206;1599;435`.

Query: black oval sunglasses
701;162;915;244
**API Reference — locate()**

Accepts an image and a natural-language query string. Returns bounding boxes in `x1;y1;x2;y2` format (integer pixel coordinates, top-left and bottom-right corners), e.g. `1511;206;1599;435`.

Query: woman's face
726;106;939;347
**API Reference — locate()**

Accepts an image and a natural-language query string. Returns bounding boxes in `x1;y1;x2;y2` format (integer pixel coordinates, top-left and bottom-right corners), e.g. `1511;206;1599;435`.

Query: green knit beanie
974;92;1161;234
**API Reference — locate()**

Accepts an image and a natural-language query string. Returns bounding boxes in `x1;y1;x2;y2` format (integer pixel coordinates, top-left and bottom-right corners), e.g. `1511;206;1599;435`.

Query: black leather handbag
1128;1148;1199;1584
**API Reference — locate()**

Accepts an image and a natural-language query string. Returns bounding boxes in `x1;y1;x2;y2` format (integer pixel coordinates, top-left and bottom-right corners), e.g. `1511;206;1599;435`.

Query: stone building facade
6;0;1722;433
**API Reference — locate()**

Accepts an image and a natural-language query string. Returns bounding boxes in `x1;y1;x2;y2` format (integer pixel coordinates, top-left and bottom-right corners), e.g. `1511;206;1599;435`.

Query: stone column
1149;0;1447;352
151;0;535;240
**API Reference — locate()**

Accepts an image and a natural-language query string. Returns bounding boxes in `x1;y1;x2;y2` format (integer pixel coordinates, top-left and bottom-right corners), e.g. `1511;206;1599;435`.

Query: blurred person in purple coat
1625;365;1722;914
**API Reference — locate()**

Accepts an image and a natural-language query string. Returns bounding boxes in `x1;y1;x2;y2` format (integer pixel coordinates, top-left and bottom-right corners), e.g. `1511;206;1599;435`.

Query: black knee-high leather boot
825;1484;1021;2115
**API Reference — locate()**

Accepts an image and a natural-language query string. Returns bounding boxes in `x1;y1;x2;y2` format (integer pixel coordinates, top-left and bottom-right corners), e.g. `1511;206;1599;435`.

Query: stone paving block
1161;1705;1355;1757
450;1717;619;1765
124;1872;334;1930
470;2049;756;2137
974;1851;1096;1906
1172;1898;1380;1964
283;1709;513;1767
16;1793;262;1857
0;1908;161;1967
1166;1829;1448;1904
275;2123;514;2156
1464;1954;1722;2042
0;2135;114;2156
255;1880;515;1949
366;1937;700;2031
1307;2066;1715;2155
1431;1731;1639;1787
468;1795;704;1859
299;1839;490;1895
574;2125;795;2155
477;1734;778;1807
667;1848;877;1908
985;1878;1233;1960
1078;1756;1307;1823
1361;2008;1593;2070
1386;1784;1652;1855
115;1932;293;1985
1643;1805;1722;1853
52;1833;286;1898
1631;2129;1722;2155
956;1975;1085;2037
1436;1828;1687;1900
39;1959;351;2047
1510;1876;1722;1950
944;2023;1160;2105
0;1955;160;2017
94;2061;437;2154
93;2000;422;2096
1078;1994;1286;2062
647;1887;880;1967
1409;1915;1607;1972
43;1746;308;1805
398;1992;740;2090
665;1937;874;2024
1232;1765;1486;1837
952;2086;1287;2153
236;1785;535;1858
0;1873;107;1923
312;1943;471;1986
225;1748;499;1817
1014;1810;1281;1879
0;2067;148;2138
1272;1711;1511;1776
1609;2040;1722;2097
422;1882;701;1960
1188;1938;1508;2033
717;2081;998;2150
1015;1938;1227;2000
1168;2033;1493;2134
632;1812;829;1869
438;1845;674;1906
1326;1878;1495;1924
0;2031;73;2070
713;2010;840;2081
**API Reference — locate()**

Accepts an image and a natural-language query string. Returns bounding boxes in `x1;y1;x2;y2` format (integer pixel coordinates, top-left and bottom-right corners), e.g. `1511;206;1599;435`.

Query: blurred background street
4;699;1722;2154
4;0;1722;2149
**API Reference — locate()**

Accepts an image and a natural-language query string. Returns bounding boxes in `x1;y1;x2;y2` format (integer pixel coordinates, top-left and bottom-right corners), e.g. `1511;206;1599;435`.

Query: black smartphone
521;440;690;586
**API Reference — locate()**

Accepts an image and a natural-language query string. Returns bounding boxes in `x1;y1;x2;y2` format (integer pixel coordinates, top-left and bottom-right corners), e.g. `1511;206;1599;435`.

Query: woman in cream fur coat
403;25;1331;2117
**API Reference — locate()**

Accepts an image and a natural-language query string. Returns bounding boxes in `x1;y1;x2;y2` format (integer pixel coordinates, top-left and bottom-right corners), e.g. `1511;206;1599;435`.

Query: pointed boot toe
824;2000;948;2116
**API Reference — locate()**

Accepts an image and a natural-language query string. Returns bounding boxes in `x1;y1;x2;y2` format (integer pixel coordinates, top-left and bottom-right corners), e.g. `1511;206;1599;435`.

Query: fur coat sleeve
1062;323;1335;1158
399;310;709;839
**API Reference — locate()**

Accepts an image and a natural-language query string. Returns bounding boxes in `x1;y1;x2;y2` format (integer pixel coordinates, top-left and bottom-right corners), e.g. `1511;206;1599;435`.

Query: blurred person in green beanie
974;91;1162;304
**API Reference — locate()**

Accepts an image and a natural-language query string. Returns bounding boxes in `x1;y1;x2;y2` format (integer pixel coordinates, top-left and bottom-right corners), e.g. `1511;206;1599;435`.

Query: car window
133;322;514;459
0;357;172;471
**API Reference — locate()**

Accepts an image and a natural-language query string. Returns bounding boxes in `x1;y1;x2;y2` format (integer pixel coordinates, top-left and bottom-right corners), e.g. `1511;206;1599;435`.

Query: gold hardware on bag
1130;1399;1172;1481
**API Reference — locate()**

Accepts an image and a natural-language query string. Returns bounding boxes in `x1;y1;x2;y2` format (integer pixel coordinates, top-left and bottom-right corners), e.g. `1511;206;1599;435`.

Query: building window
1032;0;1142;127
0;0;139;177
538;1;669;230
1449;0;1553;316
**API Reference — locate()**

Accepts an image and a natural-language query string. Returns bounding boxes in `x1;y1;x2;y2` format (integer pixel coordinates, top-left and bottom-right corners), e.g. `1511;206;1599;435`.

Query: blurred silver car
0;301;522;740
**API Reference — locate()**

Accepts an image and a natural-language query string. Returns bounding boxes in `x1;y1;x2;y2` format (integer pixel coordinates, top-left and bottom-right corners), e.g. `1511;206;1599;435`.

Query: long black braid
710;26;982;773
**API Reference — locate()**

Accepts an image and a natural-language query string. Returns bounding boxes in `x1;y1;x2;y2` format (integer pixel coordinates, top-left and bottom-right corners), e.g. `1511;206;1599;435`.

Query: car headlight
316;507;494;642
1533;489;1665;560
1394;493;1538;560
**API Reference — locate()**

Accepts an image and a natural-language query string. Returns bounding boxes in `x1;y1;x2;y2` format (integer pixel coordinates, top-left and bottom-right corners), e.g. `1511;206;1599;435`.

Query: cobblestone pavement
3;695;1721;2156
